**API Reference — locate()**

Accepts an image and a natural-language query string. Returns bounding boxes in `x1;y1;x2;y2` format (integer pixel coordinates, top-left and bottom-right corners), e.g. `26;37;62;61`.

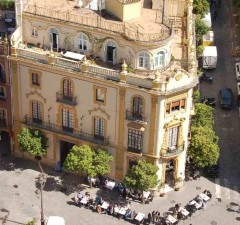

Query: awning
63;51;85;61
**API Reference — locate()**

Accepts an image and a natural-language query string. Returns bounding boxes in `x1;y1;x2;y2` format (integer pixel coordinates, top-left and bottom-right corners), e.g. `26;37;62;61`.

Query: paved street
1;0;240;225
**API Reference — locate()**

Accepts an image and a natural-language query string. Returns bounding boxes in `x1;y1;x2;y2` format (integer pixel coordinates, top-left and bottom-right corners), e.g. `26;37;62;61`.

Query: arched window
63;79;73;99
138;53;150;69
155;51;165;68
132;96;144;120
78;34;88;51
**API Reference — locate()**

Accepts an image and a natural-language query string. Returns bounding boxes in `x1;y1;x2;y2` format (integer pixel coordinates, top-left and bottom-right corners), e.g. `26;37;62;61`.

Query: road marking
215;178;221;199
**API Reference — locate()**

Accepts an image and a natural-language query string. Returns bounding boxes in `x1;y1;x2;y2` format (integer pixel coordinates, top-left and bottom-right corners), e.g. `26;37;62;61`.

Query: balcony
0;118;7;128
56;92;77;106
128;147;142;154
161;145;184;158
24;117;109;146
125;110;147;123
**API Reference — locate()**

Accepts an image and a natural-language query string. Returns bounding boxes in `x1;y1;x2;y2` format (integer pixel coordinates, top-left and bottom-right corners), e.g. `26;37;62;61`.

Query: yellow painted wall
105;0;124;21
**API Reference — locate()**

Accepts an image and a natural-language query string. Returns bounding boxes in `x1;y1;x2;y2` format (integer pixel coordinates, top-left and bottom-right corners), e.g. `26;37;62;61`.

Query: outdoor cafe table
143;191;150;199
135;212;145;221
80;198;88;205
118;207;127;215
179;207;190;216
106;181;115;191
166;214;178;224
101;202;109;210
199;193;210;202
189;200;201;209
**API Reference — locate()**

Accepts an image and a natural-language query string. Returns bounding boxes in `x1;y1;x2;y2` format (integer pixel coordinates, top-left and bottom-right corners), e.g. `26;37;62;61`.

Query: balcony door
132;96;143;120
50;28;59;51
62;109;74;133
167;126;179;149
32;101;42;124
94;118;105;141
105;41;117;65
63;79;73;101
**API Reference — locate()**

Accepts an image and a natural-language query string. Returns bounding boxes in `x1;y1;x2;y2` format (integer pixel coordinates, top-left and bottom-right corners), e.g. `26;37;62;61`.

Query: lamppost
36;159;46;225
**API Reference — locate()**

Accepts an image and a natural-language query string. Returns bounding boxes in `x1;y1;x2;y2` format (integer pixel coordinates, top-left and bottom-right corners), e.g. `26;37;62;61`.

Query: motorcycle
199;72;213;83
200;97;216;107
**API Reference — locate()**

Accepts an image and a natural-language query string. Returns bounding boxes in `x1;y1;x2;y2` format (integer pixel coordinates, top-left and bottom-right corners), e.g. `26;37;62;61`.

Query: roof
202;46;217;57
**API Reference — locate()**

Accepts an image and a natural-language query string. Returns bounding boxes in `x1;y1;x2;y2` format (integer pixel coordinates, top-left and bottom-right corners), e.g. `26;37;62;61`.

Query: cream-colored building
8;0;197;189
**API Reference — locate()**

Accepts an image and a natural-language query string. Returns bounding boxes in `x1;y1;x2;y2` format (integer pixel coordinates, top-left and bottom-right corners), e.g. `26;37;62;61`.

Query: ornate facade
3;0;197;189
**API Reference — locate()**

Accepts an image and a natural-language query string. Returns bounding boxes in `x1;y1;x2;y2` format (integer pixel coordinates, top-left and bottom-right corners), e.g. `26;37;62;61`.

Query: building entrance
165;159;175;187
59;140;75;166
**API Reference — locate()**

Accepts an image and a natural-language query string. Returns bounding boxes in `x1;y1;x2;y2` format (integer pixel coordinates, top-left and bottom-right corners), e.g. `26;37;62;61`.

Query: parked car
201;97;216;107
219;88;233;109
46;216;65;225
204;161;220;178
235;62;240;80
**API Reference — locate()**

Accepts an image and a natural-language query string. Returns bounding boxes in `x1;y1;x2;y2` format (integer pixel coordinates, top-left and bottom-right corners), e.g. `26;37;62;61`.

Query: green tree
23;219;36;225
188;126;220;167
17;127;48;157
193;90;200;103
192;103;214;128
0;0;15;9
196;45;204;59
195;15;209;41
193;0;209;17
63;145;113;183
123;160;158;191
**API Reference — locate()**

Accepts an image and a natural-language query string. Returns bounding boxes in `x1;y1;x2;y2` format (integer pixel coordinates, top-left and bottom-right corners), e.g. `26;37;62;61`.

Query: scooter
201;97;216;107
199;72;213;83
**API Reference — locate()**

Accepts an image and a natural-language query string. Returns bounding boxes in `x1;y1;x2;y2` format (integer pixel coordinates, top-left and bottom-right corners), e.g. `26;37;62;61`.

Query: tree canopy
195;15;210;40
193;0;209;17
0;0;15;9
17;127;48;157
192;103;214;128
188;126;220;167
123;160;158;191
63;145;113;178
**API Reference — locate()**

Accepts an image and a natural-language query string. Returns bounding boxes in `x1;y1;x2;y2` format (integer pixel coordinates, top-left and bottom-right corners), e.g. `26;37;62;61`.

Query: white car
46;216;65;225
235;63;240;80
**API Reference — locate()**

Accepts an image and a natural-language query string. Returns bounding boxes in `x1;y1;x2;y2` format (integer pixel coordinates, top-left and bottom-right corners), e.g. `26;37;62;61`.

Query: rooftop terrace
22;0;172;43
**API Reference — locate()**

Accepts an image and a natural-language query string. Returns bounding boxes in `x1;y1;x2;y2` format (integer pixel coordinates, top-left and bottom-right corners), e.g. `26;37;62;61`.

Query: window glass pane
96;88;105;102
168;127;178;148
94;118;105;137
128;129;142;151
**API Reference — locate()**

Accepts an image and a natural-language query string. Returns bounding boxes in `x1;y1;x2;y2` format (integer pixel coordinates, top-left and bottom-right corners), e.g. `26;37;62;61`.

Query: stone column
119;61;128;83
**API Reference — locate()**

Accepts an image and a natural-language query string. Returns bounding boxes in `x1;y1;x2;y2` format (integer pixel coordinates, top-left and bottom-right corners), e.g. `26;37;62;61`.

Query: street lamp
36;158;46;225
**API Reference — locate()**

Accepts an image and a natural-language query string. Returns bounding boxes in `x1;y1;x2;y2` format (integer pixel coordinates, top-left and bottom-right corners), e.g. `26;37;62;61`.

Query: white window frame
31;28;38;37
155;51;165;68
167;126;179;148
138;53;150;69
78;34;88;51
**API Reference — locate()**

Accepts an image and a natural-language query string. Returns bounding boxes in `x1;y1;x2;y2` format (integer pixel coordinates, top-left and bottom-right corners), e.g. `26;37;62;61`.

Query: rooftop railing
23;5;172;43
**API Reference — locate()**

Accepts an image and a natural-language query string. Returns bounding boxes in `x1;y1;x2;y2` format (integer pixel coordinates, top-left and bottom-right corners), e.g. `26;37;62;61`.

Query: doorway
106;41;116;64
165;159;175;187
0;131;11;156
52;33;58;50
59;140;75;166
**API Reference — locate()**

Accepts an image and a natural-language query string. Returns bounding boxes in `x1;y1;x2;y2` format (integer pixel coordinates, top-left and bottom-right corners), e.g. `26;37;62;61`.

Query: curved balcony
56;92;77;106
125;110;148;123
161;145;184;159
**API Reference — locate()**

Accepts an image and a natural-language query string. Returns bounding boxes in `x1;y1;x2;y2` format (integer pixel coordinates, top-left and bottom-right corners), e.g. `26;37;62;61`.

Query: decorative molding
164;116;186;129
88;105;110;120
26;89;47;103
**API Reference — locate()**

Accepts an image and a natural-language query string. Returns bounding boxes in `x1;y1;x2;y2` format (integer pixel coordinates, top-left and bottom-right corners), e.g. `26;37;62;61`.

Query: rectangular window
128;129;143;153
32;73;40;86
181;99;186;109
32;101;42;123
94;118;105;141
31;28;38;37
167;126;179;148
62;109;74;132
0;86;6;99
166;103;170;114
96;88;105;103
171;100;180;111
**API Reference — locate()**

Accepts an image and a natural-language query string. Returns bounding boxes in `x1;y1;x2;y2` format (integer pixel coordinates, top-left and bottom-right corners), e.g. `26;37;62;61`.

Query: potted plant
159;183;165;197
174;177;183;191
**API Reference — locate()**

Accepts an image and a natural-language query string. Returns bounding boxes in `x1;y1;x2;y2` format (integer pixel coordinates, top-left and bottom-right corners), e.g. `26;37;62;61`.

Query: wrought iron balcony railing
24;117;109;146
127;147;142;154
56;92;77;106
161;145;184;158
0;118;7;128
125;110;147;123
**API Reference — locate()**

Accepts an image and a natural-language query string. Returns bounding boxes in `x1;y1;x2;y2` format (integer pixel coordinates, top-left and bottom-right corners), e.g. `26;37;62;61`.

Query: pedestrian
55;161;62;172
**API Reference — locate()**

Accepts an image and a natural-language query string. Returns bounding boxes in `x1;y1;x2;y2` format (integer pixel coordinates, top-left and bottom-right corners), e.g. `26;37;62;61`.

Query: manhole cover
196;186;201;190
15;193;20;196
13;185;18;188
211;221;217;225
217;198;222;202
170;200;176;204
